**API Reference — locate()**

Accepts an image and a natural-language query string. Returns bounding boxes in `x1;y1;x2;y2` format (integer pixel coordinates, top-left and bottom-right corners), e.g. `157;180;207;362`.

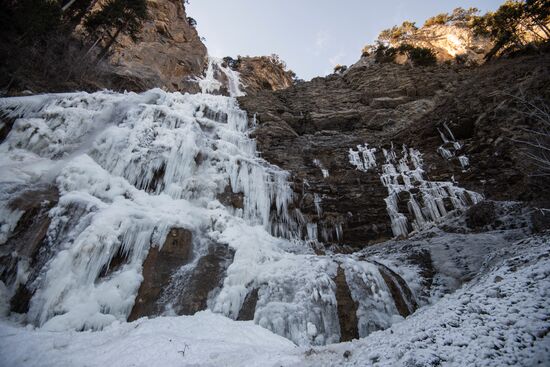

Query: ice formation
349;142;482;237
0;82;414;346
313;159;329;178
199;57;245;97
348;143;377;172
437;122;470;170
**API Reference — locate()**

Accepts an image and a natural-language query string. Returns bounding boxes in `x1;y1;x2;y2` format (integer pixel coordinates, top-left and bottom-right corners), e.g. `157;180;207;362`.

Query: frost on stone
348;140;482;238
349;143;377;172
437;122;470;170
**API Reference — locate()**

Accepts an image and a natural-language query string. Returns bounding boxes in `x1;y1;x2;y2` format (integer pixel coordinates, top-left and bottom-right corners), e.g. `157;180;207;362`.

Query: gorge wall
239;52;550;248
86;0;208;92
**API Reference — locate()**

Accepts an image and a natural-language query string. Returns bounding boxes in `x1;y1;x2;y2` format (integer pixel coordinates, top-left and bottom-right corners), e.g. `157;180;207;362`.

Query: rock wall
89;0;208;92
395;24;492;65
233;56;295;93
239;51;550;248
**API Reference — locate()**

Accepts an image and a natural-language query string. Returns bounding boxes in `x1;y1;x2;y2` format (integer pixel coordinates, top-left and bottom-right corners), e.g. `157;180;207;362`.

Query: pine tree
83;0;148;60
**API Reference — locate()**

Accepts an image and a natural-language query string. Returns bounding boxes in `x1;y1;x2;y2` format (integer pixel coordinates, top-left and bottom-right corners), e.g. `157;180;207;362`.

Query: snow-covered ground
294;233;550;367
0;311;300;367
1;233;548;367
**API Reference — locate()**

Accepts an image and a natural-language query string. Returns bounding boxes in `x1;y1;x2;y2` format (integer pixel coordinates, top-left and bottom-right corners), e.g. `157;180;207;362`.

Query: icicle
349;143;377;172
314;193;323;218
313;159;329;178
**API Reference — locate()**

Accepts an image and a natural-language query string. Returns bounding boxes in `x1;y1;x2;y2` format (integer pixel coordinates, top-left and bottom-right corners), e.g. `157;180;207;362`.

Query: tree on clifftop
472;0;549;60
83;0;148;60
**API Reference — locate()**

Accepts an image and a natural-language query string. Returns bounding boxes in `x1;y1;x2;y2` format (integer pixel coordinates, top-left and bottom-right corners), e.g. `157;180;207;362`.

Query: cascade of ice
350;142;483;238
199;57;245;97
0;70;418;346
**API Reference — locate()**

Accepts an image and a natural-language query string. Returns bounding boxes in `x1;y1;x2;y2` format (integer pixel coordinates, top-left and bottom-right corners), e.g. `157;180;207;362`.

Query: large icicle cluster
349;142;483;237
0;90;304;331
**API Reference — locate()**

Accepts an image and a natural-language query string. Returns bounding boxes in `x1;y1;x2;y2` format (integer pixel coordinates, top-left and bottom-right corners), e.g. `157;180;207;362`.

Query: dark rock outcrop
129;227;193;320
335;266;359;342
83;0;207;92
466;201;496;230
237;288;259;321
377;263;417;317
0;186;59;313
174;242;234;315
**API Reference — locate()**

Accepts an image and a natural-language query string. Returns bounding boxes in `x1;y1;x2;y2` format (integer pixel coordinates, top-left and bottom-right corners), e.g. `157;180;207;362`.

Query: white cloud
315;30;330;50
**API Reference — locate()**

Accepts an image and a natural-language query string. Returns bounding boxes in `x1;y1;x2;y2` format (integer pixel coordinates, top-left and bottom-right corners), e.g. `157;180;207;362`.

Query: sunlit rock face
396;24;492;65
81;0;208;92
233;56;295;93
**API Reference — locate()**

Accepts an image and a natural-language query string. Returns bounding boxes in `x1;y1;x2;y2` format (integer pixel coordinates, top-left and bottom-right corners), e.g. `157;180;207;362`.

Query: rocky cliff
96;0;208;92
231;56;295;93
392;23;492;64
239;51;550;248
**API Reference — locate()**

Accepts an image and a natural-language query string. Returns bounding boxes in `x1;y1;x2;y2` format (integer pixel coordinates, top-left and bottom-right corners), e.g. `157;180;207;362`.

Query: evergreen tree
83;0;148;59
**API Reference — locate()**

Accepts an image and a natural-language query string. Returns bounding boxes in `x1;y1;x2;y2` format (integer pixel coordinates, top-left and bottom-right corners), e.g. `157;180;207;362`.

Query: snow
289;234;550;367
0;311;300;367
1;233;548;366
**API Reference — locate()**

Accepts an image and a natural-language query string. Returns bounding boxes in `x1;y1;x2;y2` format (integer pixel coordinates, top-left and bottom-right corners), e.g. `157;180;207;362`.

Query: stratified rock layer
240;52;550;248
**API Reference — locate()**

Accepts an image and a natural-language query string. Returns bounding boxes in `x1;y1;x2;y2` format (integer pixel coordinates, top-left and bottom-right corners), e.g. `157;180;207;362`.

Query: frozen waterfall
0;71;417;346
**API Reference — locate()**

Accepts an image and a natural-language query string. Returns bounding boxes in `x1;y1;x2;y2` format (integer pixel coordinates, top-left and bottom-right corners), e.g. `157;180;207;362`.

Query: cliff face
91;0;208;92
396;24;492;64
239;52;550;248
234;56;295;93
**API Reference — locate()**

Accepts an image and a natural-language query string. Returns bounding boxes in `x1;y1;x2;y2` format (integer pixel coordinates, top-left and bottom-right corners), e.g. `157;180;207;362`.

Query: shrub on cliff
333;64;348;74
374;43;436;66
399;44;437;66
374;43;398;63
379;21;418;43
424;8;479;27
424;14;449;27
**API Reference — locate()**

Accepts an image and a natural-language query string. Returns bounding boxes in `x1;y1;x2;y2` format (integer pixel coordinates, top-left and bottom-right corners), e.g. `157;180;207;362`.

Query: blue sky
188;0;504;80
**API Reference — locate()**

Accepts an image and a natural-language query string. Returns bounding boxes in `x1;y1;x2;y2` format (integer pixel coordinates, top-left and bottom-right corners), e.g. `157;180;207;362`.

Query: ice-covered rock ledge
1;233;548;367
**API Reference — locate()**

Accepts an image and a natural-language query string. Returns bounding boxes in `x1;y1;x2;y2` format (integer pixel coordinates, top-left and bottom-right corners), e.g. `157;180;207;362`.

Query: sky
187;0;504;80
